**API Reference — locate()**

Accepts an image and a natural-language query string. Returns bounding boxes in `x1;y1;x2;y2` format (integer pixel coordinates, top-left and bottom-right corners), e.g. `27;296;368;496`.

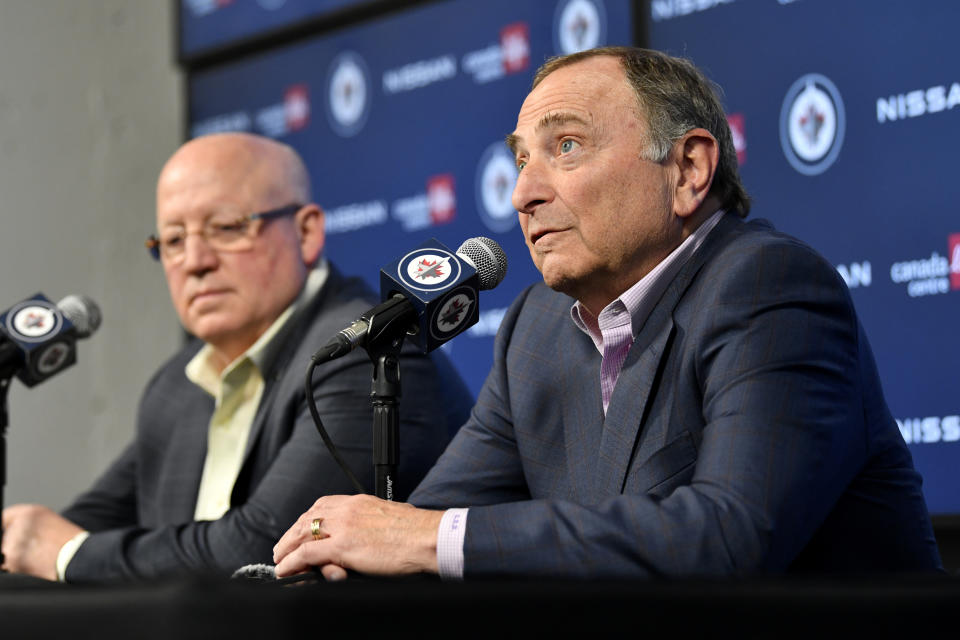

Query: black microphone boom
311;295;417;364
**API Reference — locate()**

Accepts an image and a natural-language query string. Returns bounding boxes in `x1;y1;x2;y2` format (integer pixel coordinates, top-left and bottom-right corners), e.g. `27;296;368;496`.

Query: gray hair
532;46;750;217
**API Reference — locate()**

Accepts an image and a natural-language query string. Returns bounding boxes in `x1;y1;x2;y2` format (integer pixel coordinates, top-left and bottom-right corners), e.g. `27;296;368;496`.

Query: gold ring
310;517;325;541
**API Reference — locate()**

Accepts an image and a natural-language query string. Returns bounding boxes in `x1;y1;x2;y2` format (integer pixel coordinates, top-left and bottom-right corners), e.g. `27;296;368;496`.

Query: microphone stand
359;300;417;502
0;339;27;570
0;337;21;569
0;375;11;570
368;347;401;501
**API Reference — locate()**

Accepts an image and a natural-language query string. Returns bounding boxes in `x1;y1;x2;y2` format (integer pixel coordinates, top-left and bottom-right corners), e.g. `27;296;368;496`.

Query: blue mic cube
379;238;480;353
0;292;78;386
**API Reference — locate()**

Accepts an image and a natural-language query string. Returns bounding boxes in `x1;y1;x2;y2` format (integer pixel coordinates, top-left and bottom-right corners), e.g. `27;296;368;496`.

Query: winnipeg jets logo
411;257;450;282
8;302;61;341
436;294;474;332
397;248;461;292
780;73;845;176
24;312;46;329
36;341;71;375
326;51;370;137
430;288;477;340
554;0;607;55
475;141;518;233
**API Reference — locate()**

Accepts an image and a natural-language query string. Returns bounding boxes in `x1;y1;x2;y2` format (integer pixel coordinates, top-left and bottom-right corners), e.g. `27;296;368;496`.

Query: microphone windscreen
456;237;508;291
57;294;102;338
231;563;277;581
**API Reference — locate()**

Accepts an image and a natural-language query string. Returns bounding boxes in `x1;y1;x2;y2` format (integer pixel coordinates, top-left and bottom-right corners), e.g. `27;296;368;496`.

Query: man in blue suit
273;47;942;579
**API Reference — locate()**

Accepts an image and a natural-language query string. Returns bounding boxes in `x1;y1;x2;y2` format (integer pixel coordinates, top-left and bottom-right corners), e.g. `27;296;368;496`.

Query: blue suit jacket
62;266;474;583
410;214;942;577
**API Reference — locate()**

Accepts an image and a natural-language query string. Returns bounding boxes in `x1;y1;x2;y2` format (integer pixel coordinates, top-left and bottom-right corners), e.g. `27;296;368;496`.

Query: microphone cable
304;350;368;495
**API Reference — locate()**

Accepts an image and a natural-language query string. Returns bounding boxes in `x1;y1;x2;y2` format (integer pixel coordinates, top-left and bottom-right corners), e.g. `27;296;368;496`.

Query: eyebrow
505;133;520;156
505;111;591;157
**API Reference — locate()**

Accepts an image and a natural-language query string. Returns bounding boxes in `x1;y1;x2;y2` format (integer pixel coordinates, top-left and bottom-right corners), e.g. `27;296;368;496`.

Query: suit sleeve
416;241;871;578
62;341;462;583
409;286;535;509
61;442;139;532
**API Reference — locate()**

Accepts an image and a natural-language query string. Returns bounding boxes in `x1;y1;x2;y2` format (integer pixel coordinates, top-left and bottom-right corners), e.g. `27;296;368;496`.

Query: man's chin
184;313;238;344
540;269;578;297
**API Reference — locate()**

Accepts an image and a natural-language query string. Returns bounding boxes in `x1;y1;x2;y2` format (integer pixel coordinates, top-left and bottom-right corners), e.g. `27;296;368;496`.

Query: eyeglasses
146;203;302;262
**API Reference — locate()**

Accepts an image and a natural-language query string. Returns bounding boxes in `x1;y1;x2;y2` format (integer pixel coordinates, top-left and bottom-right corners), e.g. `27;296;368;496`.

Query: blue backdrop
649;0;960;516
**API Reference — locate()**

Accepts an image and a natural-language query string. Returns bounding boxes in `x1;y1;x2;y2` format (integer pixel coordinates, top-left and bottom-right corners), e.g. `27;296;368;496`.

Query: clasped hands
273;494;443;581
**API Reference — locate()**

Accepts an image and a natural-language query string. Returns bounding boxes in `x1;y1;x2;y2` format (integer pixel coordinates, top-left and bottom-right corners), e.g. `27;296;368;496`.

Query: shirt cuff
56;530;90;582
436;508;468;580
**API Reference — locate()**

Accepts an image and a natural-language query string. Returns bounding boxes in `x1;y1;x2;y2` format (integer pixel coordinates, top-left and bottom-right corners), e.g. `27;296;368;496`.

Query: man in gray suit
1;132;472;582
272;47;941;579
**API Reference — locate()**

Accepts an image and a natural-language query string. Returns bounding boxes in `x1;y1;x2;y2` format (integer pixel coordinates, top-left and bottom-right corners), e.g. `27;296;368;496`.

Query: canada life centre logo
890;233;960;298
554;0;608;55
326;51;371;138
475;142;519;233
780;73;846;176
254;84;310;138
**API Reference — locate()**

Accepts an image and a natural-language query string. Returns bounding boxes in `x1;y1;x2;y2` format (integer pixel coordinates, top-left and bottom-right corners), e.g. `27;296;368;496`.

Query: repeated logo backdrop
188;0;634;395
649;0;960;515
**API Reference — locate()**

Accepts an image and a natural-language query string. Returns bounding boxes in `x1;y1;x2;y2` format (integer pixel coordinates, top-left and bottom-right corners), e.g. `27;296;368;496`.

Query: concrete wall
0;1;183;509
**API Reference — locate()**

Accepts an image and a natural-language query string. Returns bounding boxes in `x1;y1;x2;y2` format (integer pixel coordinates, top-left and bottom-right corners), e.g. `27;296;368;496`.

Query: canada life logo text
889;234;960;298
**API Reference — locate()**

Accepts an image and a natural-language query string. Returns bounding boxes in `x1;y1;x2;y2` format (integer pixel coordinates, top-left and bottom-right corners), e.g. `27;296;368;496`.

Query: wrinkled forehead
156;145;294;225
156;171;263;226
508;57;638;153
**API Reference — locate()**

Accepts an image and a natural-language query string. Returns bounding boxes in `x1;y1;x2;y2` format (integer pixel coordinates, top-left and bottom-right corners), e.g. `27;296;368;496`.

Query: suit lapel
559;320;604;502
241;268;340;465
595;309;675;497
594;213;743;496
161;388;213;524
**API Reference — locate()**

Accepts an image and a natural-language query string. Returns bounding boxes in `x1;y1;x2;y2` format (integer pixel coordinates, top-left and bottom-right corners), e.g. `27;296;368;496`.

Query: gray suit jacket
63;266;473;583
410;214;942;578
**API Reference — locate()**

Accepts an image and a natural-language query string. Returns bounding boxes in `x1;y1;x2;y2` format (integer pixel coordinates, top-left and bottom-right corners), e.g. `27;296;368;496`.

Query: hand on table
273;494;443;581
2;504;83;581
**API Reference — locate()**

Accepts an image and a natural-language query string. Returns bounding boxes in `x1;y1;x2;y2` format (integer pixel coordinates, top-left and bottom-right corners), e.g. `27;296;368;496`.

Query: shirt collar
571;209;726;349
186;258;330;394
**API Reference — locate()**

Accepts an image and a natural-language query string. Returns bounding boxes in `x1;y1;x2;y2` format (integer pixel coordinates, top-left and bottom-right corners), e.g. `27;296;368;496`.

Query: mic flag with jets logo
0;293;77;387
380;238;480;353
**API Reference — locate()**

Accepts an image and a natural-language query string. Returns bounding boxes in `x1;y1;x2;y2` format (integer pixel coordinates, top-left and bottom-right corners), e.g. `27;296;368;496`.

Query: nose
181;232;219;275
511;157;552;215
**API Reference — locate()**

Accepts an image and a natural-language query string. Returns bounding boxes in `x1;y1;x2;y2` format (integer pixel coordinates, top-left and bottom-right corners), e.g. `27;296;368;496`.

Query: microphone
314;237;507;362
0;293;102;386
231;563;276;581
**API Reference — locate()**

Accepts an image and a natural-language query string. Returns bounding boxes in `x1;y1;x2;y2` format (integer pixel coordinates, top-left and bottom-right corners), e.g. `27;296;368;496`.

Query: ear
671;128;719;218
295;204;325;266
